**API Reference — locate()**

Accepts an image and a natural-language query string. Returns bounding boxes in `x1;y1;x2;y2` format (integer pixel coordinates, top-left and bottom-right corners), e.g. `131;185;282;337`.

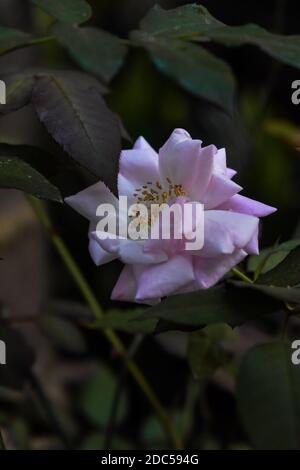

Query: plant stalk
27;195;182;450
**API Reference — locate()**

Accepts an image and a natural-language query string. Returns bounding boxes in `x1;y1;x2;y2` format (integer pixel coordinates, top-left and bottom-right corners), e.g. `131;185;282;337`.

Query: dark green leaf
38;314;86;354
52;23;128;83
207;24;300;71
140;4;223;37
31;0;91;24
0;145;62;202
187;324;233;381
258;246;300;287
237;342;300;449
32;73;120;191
141;285;281;328
231;281;300;304
247;240;300;274
79;365;128;427
0;27;33;56
141;5;300;71
131;30;235;111
95;309;157;334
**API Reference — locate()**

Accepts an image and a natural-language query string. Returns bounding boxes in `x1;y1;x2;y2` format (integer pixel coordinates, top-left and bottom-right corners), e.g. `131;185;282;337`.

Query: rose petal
217;194;277;217
159;129;215;199
118;144;159;203
111;265;160;305
194;249;248;288
135;254;195;300
65;181;118;222
203;174;242;209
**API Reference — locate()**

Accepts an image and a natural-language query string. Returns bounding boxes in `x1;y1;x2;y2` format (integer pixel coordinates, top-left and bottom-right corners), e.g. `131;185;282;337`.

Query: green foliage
142;4;300;72
232;281;300;304
95;309;157;335
0;145;62;202
187;324;233;381
258;246;300;287
31;0;92;24
139;4;223;37
0;27;33;56
32;72;121;191
206;23;300;71
247;240;300;275
131;31;235;111
237;342;300;449
141;285;281;328
52;24;128;83
79;365;128;428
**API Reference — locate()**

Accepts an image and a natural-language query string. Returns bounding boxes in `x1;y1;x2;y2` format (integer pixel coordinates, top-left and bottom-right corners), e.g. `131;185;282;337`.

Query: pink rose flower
65;129;276;305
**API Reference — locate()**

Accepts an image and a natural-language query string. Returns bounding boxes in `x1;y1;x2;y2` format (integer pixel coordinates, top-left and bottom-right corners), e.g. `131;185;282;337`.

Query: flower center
130;178;187;228
133;178;186;205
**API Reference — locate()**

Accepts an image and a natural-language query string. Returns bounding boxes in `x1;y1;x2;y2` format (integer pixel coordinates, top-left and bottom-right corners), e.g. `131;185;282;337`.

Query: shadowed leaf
231;281;300;304
31;0;92;24
188;324;233;381
0;144;62;201
80;365;128;427
0;27;33;56
52;23;128;83
140;4;223;37
258;246;300;287
32;73;121;192
237;342;300;449
140;285;281;328
131;30;235;111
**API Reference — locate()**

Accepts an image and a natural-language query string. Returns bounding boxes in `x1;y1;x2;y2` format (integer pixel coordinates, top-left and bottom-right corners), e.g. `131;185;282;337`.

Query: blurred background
0;0;299;450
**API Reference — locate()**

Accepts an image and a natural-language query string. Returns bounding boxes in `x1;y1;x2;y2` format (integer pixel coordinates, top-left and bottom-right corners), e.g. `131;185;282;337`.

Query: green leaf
207;24;300;71
140;4;223;37
187;324;233;381
95;309;157;335
52;24;128;83
141;5;300;72
237;342;300;449
131;30;235;111
0;145;62;202
31;0;92;24
38;314;86;354
79;365;128;428
247;240;300;274
32;72;120;191
231;281;300;304
258;246;300;287
140;285;281;328
0;27;33;56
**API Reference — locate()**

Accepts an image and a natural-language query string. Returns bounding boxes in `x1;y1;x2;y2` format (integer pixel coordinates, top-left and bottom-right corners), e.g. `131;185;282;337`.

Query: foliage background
0;0;300;450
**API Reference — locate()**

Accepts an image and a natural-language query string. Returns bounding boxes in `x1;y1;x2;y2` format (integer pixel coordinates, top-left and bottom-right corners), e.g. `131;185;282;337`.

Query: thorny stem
27;195;183;450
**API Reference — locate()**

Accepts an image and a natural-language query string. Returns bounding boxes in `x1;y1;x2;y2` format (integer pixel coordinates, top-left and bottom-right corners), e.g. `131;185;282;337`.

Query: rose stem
26;195;183;450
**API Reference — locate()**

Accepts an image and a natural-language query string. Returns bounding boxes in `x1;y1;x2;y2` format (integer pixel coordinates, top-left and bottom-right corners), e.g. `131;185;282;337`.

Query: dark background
0;0;299;450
